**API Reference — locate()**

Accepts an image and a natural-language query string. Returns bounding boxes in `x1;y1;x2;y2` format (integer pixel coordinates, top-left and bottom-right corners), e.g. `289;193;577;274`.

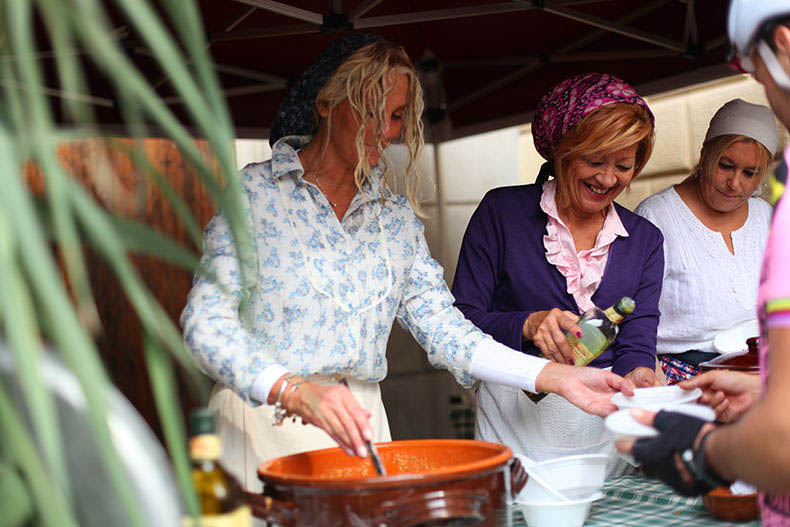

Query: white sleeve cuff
250;364;290;404
470;338;550;393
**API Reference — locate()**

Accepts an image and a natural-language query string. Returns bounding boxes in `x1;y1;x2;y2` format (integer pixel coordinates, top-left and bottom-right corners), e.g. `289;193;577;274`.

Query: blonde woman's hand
523;309;582;365
280;379;373;458
536;363;635;417
624;366;659;387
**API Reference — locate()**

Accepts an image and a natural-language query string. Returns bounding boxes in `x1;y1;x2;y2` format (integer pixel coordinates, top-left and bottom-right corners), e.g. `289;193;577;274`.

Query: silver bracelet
272;374;295;427
284;379;306;423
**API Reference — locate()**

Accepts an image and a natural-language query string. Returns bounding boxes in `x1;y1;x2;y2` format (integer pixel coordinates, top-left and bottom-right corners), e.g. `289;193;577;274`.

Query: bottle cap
189;407;217;436
615;297;636;316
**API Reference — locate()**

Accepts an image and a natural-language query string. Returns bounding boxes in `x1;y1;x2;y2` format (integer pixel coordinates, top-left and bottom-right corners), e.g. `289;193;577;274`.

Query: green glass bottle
526;297;635;403
183;408;252;527
566;297;635;366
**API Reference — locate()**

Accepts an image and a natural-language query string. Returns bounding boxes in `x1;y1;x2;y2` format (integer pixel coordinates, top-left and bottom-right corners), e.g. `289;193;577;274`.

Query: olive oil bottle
565;297;635;366
526;297;635;403
183;408;251;527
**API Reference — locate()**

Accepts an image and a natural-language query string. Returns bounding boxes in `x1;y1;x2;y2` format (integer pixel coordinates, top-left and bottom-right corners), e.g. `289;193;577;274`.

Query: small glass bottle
526;297;635;403
183;408;252;527
565;297;635;366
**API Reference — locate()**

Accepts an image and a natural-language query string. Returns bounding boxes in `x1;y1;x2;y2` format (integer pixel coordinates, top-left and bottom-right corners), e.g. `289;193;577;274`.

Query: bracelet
272;374;295;427
283;379;306;423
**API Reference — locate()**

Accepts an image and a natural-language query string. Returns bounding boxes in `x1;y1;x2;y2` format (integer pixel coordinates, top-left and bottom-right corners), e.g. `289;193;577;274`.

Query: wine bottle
525;297;635;403
183;408;252;527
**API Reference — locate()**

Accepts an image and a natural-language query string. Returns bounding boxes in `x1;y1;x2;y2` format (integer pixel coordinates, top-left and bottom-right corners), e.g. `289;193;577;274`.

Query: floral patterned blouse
181;136;486;405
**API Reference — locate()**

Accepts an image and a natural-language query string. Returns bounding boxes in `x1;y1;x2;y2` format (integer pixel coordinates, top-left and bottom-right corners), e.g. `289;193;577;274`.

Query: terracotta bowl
252;439;528;527
702;486;759;522
699;338;760;373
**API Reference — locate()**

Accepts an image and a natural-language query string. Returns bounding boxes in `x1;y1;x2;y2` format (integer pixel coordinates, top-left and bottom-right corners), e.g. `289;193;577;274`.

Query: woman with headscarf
452;73;662;476
635;99;778;383
181;38;634;491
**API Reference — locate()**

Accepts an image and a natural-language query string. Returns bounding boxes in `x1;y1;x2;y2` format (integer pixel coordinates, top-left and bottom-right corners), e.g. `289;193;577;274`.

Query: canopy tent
54;0;733;140
18;0;741;443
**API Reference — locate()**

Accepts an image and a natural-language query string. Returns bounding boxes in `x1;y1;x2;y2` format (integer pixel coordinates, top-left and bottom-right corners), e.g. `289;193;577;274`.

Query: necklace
306;170;339;208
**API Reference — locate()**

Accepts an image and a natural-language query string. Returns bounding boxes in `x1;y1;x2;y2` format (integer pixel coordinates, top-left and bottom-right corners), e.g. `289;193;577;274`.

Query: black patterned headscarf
269;33;385;146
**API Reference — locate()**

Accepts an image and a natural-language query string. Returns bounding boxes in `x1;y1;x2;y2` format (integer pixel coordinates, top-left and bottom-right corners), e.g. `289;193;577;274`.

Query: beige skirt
209;375;391;492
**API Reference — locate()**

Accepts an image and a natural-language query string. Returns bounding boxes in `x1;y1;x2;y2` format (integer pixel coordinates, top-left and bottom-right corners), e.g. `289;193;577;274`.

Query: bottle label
568;338;596;366
189;434;221;461
604;306;624;324
182;506;252;527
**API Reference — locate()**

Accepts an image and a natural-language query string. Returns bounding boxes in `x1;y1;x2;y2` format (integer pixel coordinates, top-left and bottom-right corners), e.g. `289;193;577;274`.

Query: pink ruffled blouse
540;180;629;313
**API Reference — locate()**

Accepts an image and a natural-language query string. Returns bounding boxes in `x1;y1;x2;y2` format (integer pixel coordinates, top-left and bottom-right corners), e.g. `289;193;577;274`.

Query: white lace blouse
635;186;771;355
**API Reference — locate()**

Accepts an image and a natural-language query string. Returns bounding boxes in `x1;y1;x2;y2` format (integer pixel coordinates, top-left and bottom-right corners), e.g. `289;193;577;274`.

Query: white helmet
728;0;788;57
727;0;790;89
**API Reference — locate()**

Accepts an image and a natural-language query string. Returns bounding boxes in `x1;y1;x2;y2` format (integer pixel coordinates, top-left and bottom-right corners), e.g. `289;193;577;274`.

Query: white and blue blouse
181;136;505;405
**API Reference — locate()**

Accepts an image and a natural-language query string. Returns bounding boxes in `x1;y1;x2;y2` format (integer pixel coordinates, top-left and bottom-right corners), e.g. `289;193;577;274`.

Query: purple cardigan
451;184;663;376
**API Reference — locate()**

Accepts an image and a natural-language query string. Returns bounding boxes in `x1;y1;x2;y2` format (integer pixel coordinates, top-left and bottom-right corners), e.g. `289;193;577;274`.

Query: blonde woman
182;38;634;491
452;73;661;476
636;99;778;383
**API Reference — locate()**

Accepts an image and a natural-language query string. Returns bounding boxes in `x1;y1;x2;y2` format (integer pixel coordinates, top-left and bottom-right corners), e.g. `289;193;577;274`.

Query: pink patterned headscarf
532;73;653;162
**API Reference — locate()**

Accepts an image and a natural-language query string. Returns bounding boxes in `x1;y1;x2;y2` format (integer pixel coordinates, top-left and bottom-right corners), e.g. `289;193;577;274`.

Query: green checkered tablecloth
513;474;762;526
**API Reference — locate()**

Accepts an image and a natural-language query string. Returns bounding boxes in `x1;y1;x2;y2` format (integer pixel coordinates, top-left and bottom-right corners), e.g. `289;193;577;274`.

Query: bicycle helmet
727;0;790;90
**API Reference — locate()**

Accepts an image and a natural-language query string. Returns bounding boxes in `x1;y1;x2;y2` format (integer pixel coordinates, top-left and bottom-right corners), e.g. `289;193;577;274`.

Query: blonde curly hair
314;41;426;213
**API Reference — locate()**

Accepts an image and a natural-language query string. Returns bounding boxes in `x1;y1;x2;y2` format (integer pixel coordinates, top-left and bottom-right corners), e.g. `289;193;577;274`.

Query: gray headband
269;33;385;146
704;98;779;155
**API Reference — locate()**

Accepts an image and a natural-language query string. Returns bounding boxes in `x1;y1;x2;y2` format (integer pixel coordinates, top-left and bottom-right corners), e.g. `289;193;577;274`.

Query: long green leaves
143;333;200;518
0;0;253;524
0;461;34;527
0;383;75;526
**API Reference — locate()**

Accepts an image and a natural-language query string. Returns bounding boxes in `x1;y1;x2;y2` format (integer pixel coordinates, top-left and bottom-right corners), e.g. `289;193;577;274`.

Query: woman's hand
536;362;635;416
624;366;659;387
523;309;582;365
273;376;373;458
679;371;761;423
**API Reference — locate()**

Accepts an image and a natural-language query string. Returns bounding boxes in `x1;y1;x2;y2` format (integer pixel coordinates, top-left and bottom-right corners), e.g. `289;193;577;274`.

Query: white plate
605;403;716;441
713;319;759;354
605;409;657;440
611;385;702;409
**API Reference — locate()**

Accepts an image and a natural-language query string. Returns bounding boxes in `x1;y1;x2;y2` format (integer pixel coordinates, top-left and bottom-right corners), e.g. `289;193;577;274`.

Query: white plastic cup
517;492;603;527
515;454;608;503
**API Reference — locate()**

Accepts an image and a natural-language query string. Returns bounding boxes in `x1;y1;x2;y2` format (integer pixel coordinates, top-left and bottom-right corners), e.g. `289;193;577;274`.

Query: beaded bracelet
272;374;295;427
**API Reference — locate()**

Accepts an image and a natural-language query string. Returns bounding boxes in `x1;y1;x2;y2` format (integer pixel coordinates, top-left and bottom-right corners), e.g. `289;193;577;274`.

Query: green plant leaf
0;200;68;502
0;462;33;527
69;183;210;401
0;126;143;527
107;137;206;249
142;333;199;517
0;383;75;526
110;215;202;270
2;1;256;525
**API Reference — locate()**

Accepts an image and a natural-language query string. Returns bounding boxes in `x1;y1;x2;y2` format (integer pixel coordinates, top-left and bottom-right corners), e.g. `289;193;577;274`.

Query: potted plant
0;1;254;524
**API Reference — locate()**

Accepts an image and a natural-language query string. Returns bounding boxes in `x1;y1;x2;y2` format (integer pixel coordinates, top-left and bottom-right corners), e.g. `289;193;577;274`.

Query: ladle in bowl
516;454;571;503
338;377;386;476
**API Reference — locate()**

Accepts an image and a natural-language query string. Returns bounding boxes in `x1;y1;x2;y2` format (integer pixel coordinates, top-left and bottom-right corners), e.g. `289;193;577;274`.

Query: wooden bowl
702;486;759;522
